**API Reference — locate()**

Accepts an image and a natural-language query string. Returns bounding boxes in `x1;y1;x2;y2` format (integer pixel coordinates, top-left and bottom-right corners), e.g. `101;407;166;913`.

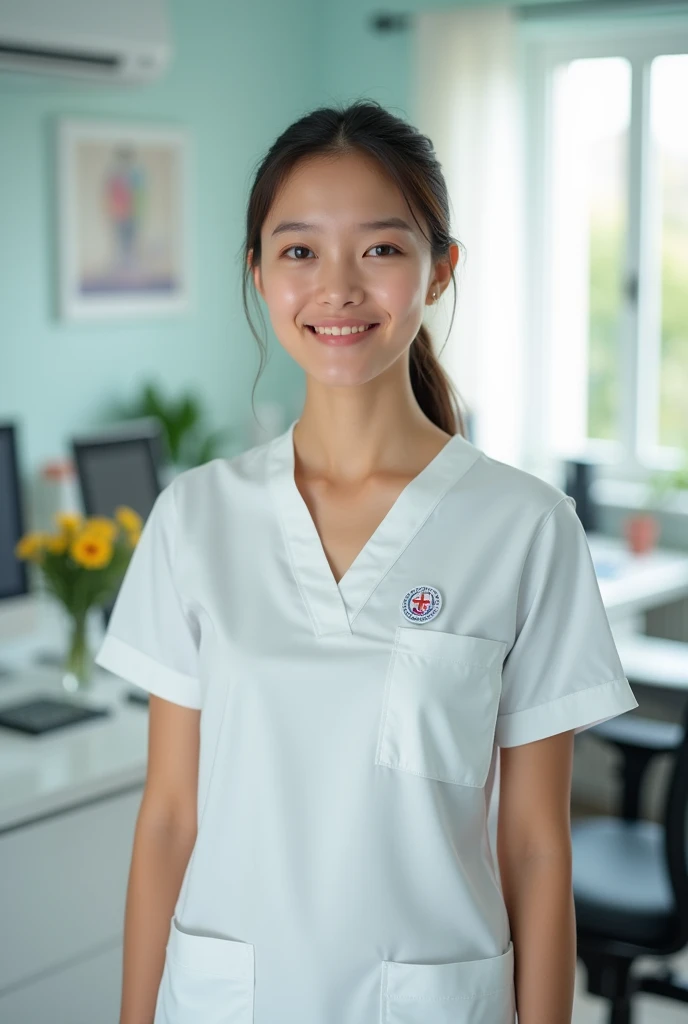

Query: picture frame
57;119;191;321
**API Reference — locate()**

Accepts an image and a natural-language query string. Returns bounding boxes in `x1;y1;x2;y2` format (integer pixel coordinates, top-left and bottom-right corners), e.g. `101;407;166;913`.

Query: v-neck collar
267;419;482;637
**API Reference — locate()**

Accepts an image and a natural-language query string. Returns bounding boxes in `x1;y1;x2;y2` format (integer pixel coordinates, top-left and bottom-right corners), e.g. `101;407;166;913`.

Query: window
521;9;688;485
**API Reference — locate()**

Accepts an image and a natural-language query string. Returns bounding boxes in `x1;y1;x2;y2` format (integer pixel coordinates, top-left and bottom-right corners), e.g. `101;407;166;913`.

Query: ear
427;243;459;304
248;248;264;298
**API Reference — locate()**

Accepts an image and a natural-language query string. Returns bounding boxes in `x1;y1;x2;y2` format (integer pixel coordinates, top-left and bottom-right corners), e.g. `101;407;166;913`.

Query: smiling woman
241;103;466;435
95;99;638;1024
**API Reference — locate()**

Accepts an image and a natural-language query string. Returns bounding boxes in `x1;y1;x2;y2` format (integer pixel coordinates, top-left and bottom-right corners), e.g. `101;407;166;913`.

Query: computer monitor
72;417;166;627
0;423;37;651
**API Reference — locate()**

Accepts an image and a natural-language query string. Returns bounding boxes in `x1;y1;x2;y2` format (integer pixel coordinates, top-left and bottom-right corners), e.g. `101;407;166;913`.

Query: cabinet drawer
0;941;122;1024
0;787;141;992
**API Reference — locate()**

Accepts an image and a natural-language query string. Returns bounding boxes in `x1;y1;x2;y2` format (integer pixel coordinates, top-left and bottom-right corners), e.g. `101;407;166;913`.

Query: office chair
571;695;688;1024
588;713;684;821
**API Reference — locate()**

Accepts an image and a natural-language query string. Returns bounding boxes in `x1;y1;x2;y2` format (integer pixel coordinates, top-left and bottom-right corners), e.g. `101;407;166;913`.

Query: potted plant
15;508;141;690
111;381;237;475
624;444;688;554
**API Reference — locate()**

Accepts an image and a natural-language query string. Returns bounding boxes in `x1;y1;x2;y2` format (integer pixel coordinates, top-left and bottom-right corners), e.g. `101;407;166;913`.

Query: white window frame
519;7;688;492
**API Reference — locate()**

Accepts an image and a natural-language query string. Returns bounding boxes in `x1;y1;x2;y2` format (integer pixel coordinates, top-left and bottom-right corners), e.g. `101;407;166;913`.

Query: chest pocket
375;627;507;788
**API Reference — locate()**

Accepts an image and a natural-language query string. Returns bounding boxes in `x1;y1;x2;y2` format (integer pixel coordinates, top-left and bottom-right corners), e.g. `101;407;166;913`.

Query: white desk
588;532;688;623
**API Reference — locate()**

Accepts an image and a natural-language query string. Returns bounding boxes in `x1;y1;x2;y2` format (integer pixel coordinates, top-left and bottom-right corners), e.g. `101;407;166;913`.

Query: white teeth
311;323;373;336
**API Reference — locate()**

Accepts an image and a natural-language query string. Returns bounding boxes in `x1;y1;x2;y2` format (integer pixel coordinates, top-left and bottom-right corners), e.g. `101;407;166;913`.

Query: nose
316;256;365;307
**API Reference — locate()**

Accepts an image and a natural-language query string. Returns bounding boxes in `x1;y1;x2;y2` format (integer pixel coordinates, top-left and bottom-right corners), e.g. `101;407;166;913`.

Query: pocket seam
395;626;507;666
166;917;255;980
382;942;515;1009
165;950;254;980
375;756;481;787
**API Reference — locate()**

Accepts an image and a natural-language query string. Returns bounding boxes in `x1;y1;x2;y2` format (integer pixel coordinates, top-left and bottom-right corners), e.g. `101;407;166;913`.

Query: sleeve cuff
495;675;638;748
94;633;202;710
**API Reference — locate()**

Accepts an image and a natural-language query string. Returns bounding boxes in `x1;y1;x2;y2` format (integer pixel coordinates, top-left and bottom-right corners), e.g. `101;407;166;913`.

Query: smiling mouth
306;323;379;337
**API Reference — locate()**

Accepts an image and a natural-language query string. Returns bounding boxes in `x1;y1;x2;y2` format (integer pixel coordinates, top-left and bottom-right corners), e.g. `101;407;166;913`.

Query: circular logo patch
401;585;442;624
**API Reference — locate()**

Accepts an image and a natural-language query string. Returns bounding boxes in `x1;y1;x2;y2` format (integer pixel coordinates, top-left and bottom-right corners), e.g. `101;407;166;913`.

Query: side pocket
153;916;255;1024
381;940;515;1024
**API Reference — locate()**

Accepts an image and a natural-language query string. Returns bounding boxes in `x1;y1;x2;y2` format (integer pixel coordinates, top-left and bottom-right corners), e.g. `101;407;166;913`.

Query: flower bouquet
15;507;142;690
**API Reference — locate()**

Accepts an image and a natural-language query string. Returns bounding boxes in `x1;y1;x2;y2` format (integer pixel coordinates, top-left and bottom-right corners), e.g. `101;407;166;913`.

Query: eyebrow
270;217;414;237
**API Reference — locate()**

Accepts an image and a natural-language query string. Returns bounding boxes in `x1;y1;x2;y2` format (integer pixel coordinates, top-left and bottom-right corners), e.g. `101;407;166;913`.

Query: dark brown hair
240;99;467;437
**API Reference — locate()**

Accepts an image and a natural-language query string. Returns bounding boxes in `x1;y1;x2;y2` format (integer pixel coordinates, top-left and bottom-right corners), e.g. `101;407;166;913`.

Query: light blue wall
0;0;597;498
0;0;321;492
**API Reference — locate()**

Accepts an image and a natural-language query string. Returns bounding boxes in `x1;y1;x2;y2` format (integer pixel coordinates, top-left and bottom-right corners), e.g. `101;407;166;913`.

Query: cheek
371;263;425;312
260;262;304;309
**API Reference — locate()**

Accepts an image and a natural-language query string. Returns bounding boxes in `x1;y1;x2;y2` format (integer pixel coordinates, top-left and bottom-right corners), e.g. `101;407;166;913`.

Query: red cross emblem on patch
401;585;442;624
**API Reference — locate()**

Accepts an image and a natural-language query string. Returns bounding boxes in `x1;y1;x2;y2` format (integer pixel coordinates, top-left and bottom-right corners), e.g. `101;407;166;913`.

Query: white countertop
0;596;149;833
0;665;148;833
1;533;687;834
588;533;688;621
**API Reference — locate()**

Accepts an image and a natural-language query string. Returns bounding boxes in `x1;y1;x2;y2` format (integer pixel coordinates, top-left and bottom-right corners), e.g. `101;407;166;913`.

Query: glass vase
62;611;95;692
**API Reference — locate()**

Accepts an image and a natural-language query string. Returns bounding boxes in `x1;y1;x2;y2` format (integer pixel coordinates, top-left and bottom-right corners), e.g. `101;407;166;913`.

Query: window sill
592;479;688;518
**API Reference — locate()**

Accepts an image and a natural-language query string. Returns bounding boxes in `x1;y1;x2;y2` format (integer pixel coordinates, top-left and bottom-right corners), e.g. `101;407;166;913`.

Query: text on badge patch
401;585;442;624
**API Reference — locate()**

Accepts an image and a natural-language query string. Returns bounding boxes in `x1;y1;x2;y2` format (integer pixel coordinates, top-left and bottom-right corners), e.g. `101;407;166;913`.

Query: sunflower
84;516;119;541
115;506;143;533
70;530;113;569
54;511;83;535
45;532;69;555
15;532;47;561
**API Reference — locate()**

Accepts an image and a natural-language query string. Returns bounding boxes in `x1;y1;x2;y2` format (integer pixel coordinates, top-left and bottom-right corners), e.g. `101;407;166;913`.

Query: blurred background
1;1;688;1022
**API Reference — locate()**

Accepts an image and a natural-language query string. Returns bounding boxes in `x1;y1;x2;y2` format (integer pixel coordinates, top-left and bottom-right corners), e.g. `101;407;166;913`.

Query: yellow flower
85;516;118;541
115;506;142;533
54;511;83;535
45;532;69;555
127;527;141;547
70;530;113;569
15;532;47;561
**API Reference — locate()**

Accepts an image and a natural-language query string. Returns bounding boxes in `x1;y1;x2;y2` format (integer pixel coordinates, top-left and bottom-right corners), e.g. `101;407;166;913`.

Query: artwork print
58;120;190;319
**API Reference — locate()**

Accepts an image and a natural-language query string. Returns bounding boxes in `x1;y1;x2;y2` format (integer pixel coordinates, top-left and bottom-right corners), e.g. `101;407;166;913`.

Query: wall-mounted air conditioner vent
0;0;171;83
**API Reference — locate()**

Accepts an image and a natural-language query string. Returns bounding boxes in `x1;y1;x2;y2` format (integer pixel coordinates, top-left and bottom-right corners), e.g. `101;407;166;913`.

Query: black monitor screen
73;432;162;627
0;424;29;600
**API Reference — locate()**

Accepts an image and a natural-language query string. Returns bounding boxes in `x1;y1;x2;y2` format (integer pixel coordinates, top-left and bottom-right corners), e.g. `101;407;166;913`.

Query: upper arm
497;729;575;864
94;480;203;710
495;496;637;748
140;694;200;834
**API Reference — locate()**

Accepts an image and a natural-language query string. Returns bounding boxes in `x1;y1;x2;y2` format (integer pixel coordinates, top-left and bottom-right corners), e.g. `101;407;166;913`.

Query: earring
432;290;438;303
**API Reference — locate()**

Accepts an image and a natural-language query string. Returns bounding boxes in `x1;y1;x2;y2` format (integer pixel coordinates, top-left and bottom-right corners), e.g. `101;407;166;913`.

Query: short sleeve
495;496;638;748
93;481;202;709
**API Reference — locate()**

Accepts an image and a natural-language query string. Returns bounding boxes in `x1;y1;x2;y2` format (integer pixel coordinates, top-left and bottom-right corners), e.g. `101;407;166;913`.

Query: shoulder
457;437;574;541
164;434;278;523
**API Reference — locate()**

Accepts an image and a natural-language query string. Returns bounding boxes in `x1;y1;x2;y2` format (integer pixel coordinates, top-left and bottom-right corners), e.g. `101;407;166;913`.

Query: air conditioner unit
0;0;172;83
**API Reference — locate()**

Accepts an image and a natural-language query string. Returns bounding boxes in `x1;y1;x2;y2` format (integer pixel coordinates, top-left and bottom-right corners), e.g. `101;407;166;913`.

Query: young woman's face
252;150;445;388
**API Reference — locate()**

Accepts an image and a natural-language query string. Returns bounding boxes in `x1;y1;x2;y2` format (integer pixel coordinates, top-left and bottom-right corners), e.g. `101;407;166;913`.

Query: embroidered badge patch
401;585;442;624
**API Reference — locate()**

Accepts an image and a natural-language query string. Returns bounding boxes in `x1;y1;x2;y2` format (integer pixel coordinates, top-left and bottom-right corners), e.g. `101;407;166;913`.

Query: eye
366;243;401;257
282;245;314;260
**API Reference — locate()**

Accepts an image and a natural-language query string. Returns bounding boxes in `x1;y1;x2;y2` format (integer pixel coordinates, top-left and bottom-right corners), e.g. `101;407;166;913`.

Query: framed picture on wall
57;119;191;321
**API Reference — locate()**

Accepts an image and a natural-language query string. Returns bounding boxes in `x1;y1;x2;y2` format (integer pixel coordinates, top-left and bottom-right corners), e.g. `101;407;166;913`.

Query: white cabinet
0;786;142;1023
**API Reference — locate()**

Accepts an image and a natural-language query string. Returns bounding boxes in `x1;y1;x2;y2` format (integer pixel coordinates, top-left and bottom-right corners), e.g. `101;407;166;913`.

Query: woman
96;100;638;1024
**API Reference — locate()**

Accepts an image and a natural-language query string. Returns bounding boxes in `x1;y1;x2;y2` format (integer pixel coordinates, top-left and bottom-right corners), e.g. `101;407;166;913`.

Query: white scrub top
95;418;638;1024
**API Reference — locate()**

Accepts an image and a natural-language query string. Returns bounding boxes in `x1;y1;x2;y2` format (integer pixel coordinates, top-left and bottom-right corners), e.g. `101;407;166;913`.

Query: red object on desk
623;513;660;554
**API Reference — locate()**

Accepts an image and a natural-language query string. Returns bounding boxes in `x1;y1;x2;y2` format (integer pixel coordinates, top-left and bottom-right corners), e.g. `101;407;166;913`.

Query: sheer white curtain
412;6;526;467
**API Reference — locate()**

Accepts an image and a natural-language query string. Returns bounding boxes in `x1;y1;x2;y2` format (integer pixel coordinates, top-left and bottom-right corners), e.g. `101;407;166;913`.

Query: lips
306;323;379;345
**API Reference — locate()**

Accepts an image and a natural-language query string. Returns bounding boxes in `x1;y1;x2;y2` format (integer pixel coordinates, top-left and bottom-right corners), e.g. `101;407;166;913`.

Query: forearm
119;812;196;1024
499;852;576;1024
